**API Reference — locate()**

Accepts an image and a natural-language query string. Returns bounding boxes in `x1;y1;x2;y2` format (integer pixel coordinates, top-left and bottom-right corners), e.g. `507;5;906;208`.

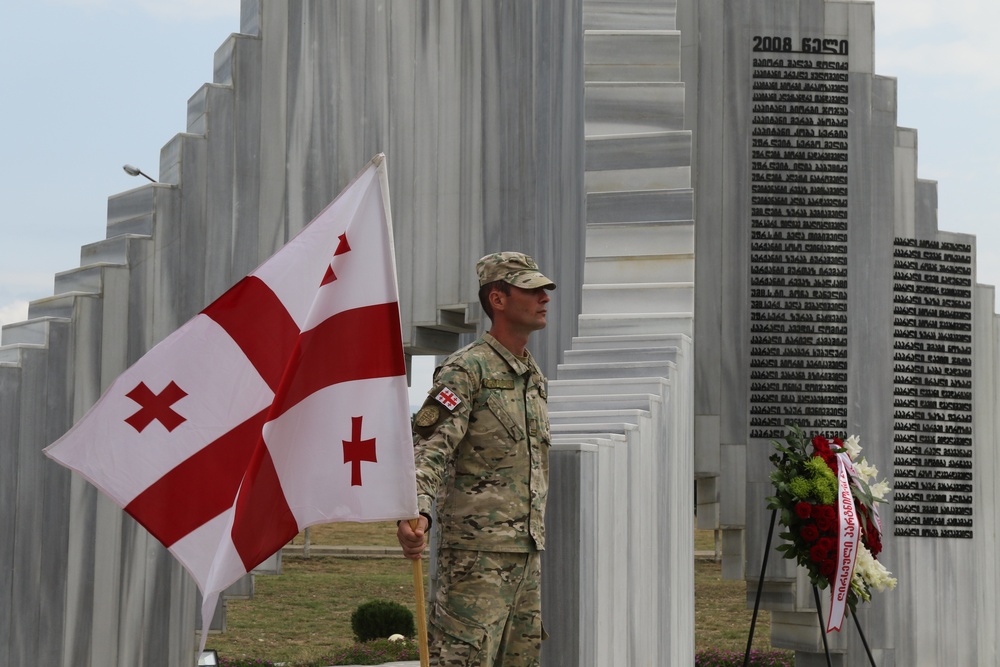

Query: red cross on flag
44;155;418;649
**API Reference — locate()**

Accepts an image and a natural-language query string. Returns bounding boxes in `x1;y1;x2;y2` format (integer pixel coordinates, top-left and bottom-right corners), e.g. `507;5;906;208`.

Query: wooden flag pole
409;519;430;667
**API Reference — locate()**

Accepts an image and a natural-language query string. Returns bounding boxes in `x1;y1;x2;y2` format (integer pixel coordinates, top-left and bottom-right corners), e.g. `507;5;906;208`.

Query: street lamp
122;164;156;183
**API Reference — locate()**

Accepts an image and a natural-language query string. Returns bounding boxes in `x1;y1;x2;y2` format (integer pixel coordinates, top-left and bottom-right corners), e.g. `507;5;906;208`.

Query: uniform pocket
431;602;487;660
486;392;525;442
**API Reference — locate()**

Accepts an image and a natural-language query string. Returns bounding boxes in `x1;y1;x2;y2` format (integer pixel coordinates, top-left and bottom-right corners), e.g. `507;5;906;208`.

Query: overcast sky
2;0;998;351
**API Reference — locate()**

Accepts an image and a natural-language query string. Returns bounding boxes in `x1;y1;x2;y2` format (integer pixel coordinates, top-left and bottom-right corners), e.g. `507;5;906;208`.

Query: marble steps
549;375;671;400
571;332;690;350
185;83;232;136
209;31;252;88
550;408;652;429
25;293;95;321
586;132;691;172
81;234;153;267
0;317;70;349
409;303;479;355
549;418;660;665
587;189;693;224
585;131;691;192
2;263;132;350
577;312;693;337
544;439;601;665
584;130;691;194
106;184;171;238
583;218;695;287
587;218;693;255
557;357;678;382
582;281;693;314
571;334;684;355
0;340;47;364
563;345;681;369
584;252;693;284
548;392;662;412
39;262;142;319
583;2;677;32
585;81;685;136
584;30;681;82
52;264;119;296
547;432;630;666
562;2;691;662
158;132;207;188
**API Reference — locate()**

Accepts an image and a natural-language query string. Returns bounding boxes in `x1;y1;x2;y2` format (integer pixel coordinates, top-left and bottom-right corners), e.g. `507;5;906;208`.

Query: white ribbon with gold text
829;451;860;632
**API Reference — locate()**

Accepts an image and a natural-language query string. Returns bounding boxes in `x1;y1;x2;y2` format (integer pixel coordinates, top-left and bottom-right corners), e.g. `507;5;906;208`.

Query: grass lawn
208;523;784;664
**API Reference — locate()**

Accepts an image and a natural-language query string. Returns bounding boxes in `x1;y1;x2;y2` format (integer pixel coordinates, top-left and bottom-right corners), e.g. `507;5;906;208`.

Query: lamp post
122;164;156;183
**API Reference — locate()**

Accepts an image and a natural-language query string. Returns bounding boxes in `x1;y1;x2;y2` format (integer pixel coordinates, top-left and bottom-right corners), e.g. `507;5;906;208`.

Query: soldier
397;251;555;666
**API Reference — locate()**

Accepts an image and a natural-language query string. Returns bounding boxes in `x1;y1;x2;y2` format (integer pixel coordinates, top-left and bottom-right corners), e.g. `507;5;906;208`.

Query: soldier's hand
397;516;429;560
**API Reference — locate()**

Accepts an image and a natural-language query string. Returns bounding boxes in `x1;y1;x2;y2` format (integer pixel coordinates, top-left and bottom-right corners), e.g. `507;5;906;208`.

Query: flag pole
409;519;430;667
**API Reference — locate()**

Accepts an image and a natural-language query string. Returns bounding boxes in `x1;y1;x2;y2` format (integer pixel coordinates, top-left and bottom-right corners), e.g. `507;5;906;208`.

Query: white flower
844;434;862;460
854;544;897;593
869;480;890;501
853;458;879;484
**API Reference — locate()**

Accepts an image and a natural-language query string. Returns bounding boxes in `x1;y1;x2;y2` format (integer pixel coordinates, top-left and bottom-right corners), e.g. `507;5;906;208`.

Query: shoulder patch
434;386;463;411
414;405;440;427
483;378;515;390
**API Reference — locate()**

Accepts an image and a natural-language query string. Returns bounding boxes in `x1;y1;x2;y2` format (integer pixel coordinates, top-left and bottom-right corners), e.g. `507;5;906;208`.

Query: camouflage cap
476;251;556;290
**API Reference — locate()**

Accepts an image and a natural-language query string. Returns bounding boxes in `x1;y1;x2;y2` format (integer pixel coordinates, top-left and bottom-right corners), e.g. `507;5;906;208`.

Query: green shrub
350;599;416;643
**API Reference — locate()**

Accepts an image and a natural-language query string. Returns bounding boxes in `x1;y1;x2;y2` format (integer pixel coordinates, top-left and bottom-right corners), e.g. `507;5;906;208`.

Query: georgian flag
44;155;418;647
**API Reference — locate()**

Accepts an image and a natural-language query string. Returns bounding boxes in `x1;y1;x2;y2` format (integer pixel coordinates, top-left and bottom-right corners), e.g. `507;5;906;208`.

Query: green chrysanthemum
805;457;837;504
788;476;812;499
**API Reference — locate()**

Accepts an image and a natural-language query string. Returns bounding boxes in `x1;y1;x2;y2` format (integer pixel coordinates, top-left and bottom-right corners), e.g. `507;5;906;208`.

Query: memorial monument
1;0;998;665
681;0;999;664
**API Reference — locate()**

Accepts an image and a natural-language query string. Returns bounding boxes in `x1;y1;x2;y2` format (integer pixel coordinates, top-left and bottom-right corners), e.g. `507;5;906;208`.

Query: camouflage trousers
428;548;543;667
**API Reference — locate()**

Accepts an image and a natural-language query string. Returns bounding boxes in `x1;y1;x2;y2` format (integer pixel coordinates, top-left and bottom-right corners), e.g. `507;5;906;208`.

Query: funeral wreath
767;426;896;631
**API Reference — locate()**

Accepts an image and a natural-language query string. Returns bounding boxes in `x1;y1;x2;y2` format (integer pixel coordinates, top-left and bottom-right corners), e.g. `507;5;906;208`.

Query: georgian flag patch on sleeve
435;386;462;411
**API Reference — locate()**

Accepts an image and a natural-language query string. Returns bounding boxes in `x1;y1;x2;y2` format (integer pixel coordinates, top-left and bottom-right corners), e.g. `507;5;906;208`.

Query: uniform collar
482;332;533;376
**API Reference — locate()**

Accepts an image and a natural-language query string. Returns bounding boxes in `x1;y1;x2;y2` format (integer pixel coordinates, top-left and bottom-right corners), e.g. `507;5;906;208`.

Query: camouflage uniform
412;253;553;667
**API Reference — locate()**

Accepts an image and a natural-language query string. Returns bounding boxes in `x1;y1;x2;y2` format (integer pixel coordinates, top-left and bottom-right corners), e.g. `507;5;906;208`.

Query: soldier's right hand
397;516;429;560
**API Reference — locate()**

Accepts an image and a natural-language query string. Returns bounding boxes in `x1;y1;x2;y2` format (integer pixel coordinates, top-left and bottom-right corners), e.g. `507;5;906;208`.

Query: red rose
819;559;836;578
800;525;820;543
809;544;828;563
863;521;883;557
817;537;835;552
795;502;813;519
865;536;882;557
814;505;836;532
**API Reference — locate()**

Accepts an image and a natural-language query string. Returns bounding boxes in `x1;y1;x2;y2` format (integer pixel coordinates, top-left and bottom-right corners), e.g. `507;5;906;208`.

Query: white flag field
45;154;418;647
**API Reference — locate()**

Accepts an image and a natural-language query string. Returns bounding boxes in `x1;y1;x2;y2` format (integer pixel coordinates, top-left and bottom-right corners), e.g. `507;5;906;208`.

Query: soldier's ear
489;288;506;312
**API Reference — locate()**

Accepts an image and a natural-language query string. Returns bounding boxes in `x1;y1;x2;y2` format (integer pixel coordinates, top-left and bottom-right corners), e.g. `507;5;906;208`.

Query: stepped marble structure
1;3;584;665
4;0;1000;666
540;3;694;665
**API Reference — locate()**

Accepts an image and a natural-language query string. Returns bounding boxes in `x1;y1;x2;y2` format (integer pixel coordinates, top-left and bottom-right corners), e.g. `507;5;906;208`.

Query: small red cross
321;233;353;285
435;387;461;410
342;415;376;486
125;381;188;433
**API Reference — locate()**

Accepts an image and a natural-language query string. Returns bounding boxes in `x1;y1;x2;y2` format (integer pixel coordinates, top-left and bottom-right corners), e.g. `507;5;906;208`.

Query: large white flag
45;154;418;646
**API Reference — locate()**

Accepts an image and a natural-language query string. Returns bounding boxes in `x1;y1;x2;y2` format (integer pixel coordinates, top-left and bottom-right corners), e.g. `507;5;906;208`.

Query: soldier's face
501;286;550;332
